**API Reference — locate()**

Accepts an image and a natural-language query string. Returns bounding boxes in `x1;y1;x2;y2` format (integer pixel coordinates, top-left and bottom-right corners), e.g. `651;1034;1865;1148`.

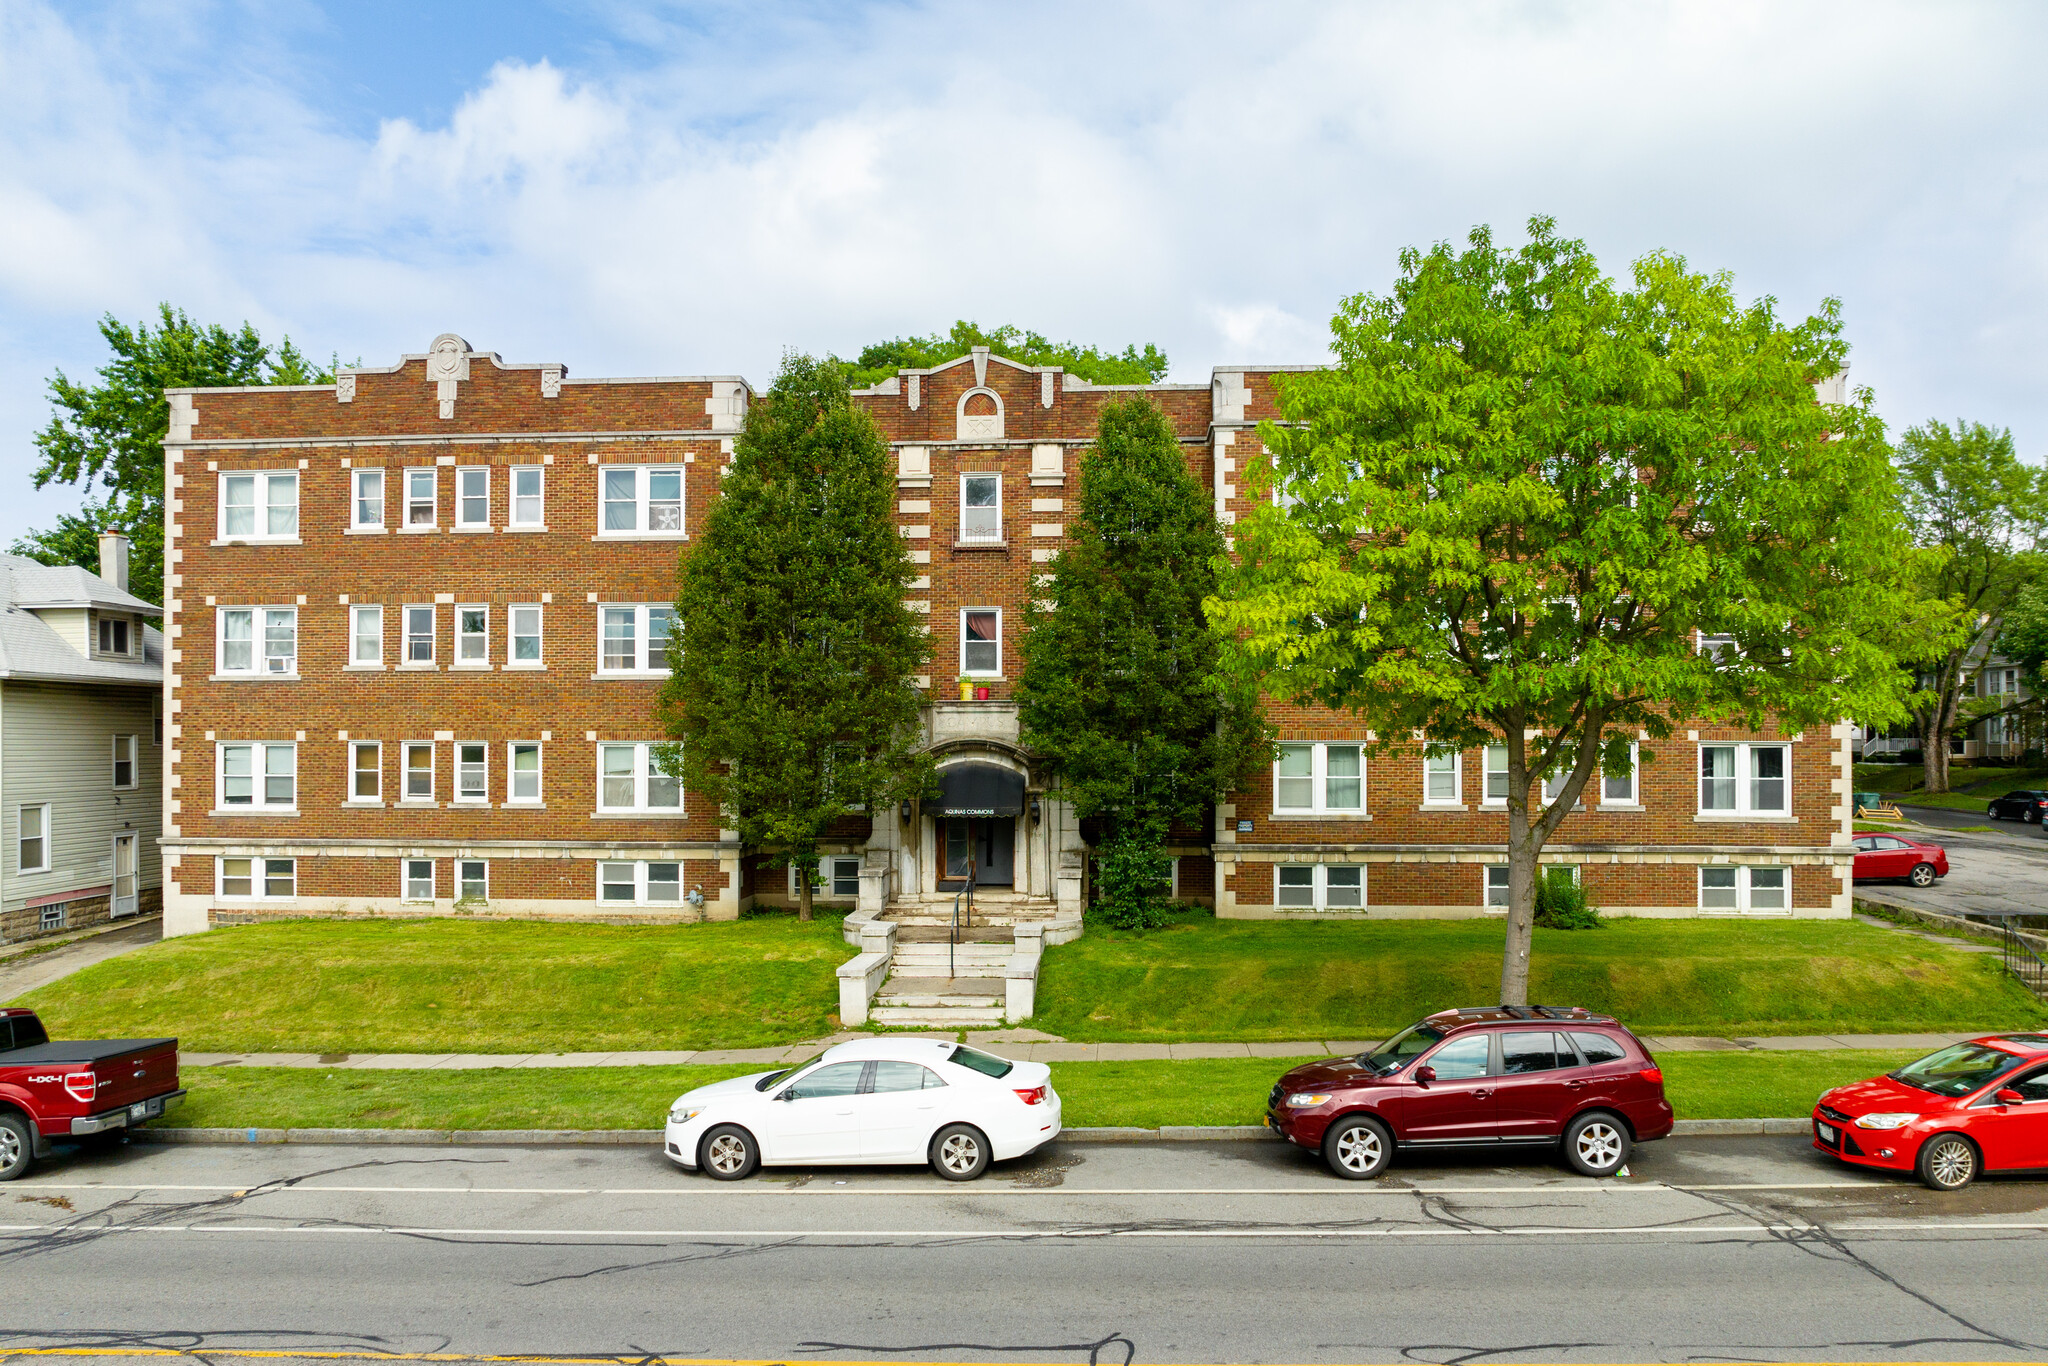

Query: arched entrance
931;761;1025;889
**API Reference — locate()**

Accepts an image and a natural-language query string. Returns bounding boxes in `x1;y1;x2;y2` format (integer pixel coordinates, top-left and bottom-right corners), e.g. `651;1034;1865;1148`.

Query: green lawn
146;1049;1933;1131
13;915;856;1053
1854;762;2048;813
1031;914;2048;1041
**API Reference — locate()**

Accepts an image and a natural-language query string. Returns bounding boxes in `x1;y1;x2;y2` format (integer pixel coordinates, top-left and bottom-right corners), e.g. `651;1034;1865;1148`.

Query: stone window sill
1600;802;1647;813
593;811;689;820
343;663;386;672
208;808;299;817
396;800;442;809
505;662;546;671
345;526;387;535
453;525;494;534
504;525;549;533
397;526;440;535
953;540;1009;551
208;674;300;683
1695;812;1798;823
592;532;688;542
1419;802;1467;812
396;663;440;672
208;538;302;548
450;664;494;672
1269;811;1374;821
343;801;387;809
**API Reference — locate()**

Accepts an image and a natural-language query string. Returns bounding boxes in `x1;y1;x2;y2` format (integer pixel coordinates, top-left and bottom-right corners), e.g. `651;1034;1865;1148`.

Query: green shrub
1535;874;1603;931
1091;825;1174;930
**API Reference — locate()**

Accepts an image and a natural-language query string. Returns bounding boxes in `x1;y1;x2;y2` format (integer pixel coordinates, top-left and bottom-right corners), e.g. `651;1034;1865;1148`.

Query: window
509;605;542;666
404;606;435;664
1699;743;1790;815
1698;631;1737;661
1275;863;1364;910
40;905;64;932
1272;743;1365;814
961;474;1001;541
1501;1032;1573;1074
455;743;488;803
457;859;488;901
597;742;682;812
1700;865;1790;913
112;735;137;789
351;606;383;666
403;858;435;901
217;742;296;810
219;856;295;900
219;471;298;540
404;468;438;527
456;606;489;665
871;1061;943;1092
18;804;49;873
1484;744;1510;803
403;741;434;801
1425;1034;1492;1081
598;860;683;904
352;468;384;529
790;856;862;899
1601;743;1639;805
1571;1032;1629;1065
961;609;1001;676
600;465;685;534
598;605;675;674
511;466;544;527
349;741;381;802
456;466;490;528
1423;749;1461;805
1486;865;1510;909
508;742;542;803
218;608;296;676
782;1061;866;1100
97;616;131;656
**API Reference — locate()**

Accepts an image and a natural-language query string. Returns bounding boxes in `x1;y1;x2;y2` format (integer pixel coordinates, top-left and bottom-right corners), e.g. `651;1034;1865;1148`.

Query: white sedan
663;1038;1062;1181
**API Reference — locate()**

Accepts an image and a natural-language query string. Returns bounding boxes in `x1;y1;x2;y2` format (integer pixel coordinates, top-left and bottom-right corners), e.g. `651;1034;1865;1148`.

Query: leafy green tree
1893;420;2048;789
1210;218;1947;1004
1018;397;1267;929
846;321;1168;389
20;305;328;605
657;354;934;920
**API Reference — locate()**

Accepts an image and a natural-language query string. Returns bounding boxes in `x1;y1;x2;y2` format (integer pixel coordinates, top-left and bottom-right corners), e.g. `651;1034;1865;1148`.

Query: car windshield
948;1045;1014;1079
1362;1022;1445;1074
1889;1043;2030;1097
753;1052;826;1091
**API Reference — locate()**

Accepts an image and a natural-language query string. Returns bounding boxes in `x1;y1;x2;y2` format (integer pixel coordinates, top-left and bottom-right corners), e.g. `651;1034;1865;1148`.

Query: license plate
1817;1122;1836;1143
129;1099;158;1121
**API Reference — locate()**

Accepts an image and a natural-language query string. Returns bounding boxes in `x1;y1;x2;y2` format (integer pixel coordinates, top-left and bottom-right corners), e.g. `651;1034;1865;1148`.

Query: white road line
0;1220;2042;1238
4;1181;1894;1196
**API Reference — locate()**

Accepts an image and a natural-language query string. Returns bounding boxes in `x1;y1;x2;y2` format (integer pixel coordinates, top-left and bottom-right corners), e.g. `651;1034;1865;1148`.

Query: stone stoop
856;893;1073;1028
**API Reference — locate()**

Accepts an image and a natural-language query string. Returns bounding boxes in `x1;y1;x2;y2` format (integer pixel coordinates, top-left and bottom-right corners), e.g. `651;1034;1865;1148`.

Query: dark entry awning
931;762;1026;817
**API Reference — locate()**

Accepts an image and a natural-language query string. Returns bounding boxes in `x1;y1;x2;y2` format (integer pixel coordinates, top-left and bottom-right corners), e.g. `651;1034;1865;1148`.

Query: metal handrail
2003;923;2048;999
950;872;975;979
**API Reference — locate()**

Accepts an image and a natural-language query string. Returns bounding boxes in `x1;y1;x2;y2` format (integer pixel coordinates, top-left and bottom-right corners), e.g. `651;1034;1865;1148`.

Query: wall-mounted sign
1237;819;1254;833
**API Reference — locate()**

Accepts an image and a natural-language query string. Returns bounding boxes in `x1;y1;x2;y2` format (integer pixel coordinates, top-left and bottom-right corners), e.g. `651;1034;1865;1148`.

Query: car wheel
1908;862;1937;887
1917;1133;1978;1191
1562;1111;1631;1178
929;1124;991;1181
0;1113;34;1182
1321;1114;1394;1180
2028;809;2041;825
1987;804;2000;819
697;1125;759;1181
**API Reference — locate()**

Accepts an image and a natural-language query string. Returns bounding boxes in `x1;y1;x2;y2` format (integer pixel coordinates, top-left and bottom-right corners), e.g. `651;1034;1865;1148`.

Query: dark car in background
1985;790;2048;823
1850;834;1949;887
1265;1005;1673;1181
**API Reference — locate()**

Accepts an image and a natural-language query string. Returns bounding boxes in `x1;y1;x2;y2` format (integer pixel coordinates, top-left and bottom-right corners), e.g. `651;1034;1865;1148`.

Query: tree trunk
797;871;813;922
1498;732;1536;1007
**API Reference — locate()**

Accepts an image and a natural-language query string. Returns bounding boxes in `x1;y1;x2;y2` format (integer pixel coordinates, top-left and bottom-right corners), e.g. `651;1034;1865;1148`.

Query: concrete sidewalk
179;1030;1993;1070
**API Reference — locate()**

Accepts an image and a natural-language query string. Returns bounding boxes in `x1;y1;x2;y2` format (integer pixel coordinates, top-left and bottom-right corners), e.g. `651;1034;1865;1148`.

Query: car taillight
1013;1085;1047;1106
1639;1067;1664;1086
63;1071;97;1103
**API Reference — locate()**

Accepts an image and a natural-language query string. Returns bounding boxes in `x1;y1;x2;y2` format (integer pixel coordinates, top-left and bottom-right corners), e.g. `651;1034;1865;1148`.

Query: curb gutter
131;1117;1810;1147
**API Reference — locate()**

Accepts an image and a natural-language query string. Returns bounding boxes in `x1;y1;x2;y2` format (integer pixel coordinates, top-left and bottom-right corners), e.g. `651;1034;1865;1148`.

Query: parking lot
1859;816;2048;920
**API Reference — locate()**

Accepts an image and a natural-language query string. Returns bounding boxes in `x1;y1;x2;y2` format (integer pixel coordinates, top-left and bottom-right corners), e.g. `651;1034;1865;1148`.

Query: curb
131;1118;1808;1147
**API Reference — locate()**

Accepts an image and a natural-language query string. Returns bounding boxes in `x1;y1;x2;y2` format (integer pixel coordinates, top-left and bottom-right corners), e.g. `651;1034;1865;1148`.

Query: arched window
957;387;1003;441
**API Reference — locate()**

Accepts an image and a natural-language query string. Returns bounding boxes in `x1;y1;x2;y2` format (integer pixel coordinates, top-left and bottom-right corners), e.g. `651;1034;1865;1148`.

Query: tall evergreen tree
1018;397;1268;927
657;354;933;920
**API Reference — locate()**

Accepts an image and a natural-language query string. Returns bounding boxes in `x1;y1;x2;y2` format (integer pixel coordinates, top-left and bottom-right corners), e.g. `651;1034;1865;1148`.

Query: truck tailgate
85;1040;180;1112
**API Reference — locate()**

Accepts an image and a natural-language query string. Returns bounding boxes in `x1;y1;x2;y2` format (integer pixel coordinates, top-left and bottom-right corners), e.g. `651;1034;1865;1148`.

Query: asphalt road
1856;817;2048;919
4;1135;2047;1365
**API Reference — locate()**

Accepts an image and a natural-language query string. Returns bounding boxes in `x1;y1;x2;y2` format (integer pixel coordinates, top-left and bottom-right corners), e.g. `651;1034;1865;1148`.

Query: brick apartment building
157;334;1853;937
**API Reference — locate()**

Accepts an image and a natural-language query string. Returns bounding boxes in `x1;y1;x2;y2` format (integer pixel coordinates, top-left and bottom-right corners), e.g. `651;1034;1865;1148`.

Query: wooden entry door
938;817;1015;888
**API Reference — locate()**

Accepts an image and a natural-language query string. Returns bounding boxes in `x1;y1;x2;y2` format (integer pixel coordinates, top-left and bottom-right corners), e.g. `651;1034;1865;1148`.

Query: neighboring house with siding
0;535;162;943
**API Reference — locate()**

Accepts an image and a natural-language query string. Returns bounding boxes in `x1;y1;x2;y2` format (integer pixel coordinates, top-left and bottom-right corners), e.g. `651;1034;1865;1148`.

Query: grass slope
1031;914;2048;1041
14;916;855;1053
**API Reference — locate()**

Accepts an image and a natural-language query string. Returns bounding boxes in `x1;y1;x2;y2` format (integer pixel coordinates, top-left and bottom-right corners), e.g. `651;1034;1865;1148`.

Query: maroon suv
1266;1005;1673;1180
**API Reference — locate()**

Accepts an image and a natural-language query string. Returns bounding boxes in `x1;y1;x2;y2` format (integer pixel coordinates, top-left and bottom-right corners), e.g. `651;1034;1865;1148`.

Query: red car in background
1815;1034;2048;1189
1851;833;1949;887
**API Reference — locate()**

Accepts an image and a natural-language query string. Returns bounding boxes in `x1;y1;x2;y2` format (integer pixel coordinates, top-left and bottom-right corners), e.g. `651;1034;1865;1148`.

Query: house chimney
98;530;129;593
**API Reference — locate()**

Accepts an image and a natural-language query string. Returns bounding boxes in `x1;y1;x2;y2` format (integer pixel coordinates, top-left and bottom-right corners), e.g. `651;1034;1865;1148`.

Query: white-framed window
217;741;296;810
1486;864;1578;909
456;466;490;528
1697;631;1738;661
961;608;1001;677
1700;864;1790;914
457;859;489;902
455;742;488;803
1601;743;1639;805
219;471;299;541
1423;748;1461;805
17;804;50;874
510;466;544;527
349;741;381;803
1699;742;1789;815
599;465;685;534
404;467;437;528
960;473;1001;541
1483;744;1510;804
403;606;435;665
112;734;137;790
508;604;543;667
597;742;682;813
97;615;133;656
790;856;862;899
403;858;435;902
350;605;383;666
402;741;434;802
455;605;489;666
598;859;684;905
507;742;542;803
351;468;385;529
1541;767;1575;805
1273;742;1364;814
1276;863;1364;909
598;605;675;674
218;855;295;900
218;607;297;676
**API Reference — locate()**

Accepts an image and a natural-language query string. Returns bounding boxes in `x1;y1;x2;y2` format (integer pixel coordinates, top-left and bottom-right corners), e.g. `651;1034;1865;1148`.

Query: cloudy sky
1;0;2043;543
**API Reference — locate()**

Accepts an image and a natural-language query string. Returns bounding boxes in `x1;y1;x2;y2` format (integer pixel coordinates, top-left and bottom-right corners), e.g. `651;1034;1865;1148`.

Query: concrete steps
859;893;1065;1029
870;1004;1008;1026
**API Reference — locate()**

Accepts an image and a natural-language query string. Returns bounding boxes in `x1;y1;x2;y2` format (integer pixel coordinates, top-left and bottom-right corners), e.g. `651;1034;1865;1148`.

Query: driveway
1855;819;2048;919
0;915;161;1002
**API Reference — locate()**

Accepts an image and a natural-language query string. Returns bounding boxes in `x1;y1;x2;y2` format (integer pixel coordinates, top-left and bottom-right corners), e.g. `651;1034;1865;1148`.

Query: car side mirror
1997;1088;2024;1105
1413;1065;1436;1086
776;1090;798;1102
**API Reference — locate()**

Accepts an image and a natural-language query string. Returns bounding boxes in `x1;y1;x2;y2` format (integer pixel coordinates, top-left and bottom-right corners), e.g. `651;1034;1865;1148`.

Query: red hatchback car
1850;833;1949;887
1267;1006;1674;1180
1814;1033;2048;1190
